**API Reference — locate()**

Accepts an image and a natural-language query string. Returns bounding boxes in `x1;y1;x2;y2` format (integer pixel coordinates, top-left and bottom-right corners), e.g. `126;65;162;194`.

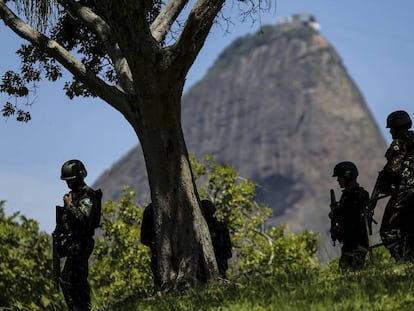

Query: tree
0;0;271;291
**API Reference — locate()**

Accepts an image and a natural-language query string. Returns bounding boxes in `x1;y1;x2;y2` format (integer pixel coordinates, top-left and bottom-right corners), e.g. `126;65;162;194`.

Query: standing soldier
377;110;414;261
201;200;232;279
55;159;101;310
330;161;370;271
140;202;162;292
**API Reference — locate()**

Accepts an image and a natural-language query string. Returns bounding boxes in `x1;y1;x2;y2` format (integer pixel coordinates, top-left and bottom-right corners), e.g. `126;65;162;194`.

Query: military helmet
332;161;358;179
386;110;412;129
201;199;216;217
60;159;87;180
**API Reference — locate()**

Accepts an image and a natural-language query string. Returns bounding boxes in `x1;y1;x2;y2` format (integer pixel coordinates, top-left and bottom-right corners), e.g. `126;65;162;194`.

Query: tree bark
126;78;218;291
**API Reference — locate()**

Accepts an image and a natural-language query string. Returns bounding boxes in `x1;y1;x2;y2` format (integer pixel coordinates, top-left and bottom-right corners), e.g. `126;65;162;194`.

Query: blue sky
1;0;413;233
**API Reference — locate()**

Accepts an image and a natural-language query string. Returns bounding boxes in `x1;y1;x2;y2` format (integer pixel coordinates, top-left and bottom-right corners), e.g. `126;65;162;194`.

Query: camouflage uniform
332;183;370;270
379;130;414;261
58;160;100;311
201;200;232;278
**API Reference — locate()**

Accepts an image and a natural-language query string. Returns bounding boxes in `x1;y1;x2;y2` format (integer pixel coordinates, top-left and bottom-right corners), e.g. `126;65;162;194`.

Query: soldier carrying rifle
53;160;102;311
372;110;414;262
329;161;370;271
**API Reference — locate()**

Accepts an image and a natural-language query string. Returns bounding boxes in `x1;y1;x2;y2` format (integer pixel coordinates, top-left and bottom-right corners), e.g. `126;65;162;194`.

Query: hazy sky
1;0;413;233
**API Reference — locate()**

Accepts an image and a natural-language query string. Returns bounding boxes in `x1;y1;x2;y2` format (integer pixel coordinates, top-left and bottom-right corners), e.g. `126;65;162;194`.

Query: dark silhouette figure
201;199;232;278
57;159;101;311
330;161;369;271
378;110;414;261
140;203;162;292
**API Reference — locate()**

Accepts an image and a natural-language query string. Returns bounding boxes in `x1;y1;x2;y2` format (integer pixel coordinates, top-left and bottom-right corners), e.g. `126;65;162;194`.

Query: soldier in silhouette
377;110;414;261
201;199;232;278
140;202;162;292
57;160;102;311
330;161;370;270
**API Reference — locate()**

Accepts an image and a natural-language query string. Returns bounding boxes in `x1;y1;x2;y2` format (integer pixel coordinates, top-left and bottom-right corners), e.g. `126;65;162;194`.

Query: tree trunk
126;79;218;292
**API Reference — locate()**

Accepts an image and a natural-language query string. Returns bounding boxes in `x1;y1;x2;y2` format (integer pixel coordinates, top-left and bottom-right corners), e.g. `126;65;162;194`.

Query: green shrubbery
0;201;65;310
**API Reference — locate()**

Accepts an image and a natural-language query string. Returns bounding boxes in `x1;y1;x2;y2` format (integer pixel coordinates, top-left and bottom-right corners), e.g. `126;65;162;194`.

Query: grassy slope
105;252;414;311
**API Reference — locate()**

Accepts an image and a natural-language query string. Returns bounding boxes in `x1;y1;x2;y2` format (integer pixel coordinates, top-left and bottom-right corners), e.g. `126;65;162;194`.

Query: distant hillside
94;19;387;259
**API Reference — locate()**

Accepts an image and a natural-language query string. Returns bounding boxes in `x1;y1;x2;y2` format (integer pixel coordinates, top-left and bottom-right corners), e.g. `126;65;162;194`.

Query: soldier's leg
339;244;353;271
72;254;91;311
60;257;76;310
60;254;91;311
351;246;368;270
398;191;414;261
380;197;403;260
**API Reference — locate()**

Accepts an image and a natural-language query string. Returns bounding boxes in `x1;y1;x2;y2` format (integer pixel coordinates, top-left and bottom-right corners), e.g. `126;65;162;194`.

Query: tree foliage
0;201;65;310
192;155;319;278
89;188;153;307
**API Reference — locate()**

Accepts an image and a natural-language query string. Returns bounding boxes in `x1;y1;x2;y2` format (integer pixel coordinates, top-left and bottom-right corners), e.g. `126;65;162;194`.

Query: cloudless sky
1;0;413;233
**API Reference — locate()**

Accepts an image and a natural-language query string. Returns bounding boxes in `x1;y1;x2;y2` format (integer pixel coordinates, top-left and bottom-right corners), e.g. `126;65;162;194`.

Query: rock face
94;22;388;259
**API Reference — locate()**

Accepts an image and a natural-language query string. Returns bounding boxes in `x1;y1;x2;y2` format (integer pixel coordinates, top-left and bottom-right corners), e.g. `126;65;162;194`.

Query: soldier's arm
65;192;96;227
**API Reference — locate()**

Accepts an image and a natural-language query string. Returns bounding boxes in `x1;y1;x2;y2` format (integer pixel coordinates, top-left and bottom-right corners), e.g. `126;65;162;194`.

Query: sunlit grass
100;254;414;311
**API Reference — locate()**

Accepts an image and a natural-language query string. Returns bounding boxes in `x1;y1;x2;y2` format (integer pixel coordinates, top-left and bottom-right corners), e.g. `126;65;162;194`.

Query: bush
0;201;65;310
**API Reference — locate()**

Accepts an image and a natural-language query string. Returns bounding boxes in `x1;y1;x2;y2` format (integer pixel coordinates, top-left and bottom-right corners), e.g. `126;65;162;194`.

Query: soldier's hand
63;193;72;206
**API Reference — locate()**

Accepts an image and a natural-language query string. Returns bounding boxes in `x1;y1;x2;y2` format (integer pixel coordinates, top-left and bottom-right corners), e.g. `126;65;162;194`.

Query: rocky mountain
94;18;388;259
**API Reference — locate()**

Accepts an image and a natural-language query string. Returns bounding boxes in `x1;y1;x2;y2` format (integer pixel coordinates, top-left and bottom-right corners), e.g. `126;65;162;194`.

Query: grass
100;258;414;311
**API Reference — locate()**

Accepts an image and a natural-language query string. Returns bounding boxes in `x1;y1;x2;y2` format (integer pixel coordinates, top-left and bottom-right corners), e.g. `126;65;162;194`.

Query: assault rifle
366;171;392;234
366;172;383;217
329;189;340;246
52;205;63;290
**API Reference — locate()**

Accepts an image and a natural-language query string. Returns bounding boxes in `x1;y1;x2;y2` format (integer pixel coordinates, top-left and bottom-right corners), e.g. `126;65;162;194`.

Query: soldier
57;159;101;311
330;161;370;271
201;199;232;278
378;110;414;261
140;202;162;292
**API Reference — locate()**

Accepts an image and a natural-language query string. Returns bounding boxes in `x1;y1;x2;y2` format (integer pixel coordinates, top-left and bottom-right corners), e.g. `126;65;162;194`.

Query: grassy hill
102;249;414;311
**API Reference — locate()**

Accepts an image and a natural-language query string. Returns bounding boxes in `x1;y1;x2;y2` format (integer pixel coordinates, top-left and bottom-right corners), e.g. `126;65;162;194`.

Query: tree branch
150;0;189;43
0;0;128;112
171;0;225;76
62;0;135;95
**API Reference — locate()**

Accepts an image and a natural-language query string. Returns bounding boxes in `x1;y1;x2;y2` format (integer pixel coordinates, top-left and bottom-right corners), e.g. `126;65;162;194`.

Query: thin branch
150;0;189;43
172;0;225;75
0;0;127;112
